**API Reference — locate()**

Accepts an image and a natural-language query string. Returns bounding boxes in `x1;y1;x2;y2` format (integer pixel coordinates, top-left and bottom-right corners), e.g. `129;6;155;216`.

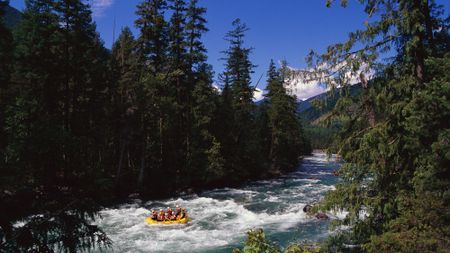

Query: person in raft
166;207;176;220
150;210;158;220
175;205;182;218
150;206;187;221
180;208;187;219
158;209;165;221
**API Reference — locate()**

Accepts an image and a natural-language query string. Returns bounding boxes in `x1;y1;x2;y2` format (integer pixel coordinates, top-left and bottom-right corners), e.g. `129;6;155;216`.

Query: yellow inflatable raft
145;215;189;225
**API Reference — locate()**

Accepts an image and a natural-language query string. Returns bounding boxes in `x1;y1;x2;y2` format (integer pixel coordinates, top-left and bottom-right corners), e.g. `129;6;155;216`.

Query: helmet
176;205;179;208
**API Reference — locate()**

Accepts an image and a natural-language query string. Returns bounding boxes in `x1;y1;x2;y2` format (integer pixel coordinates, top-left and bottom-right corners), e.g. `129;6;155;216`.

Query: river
94;151;342;253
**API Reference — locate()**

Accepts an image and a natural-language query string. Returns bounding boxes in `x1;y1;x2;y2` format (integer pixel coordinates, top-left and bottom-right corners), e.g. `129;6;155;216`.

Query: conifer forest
0;0;449;252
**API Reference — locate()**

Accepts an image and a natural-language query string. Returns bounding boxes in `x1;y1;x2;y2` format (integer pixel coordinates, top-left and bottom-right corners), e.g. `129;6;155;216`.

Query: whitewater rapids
93;151;341;253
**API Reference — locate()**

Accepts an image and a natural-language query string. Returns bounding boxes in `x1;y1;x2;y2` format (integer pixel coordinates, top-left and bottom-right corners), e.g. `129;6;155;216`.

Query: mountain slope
298;84;362;149
299;83;362;125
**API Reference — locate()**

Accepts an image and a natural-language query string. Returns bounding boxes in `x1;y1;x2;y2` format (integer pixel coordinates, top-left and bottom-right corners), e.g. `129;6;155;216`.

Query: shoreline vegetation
0;0;311;251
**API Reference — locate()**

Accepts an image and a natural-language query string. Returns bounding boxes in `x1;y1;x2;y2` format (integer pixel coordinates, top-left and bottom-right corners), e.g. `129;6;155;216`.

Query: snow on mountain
284;62;374;101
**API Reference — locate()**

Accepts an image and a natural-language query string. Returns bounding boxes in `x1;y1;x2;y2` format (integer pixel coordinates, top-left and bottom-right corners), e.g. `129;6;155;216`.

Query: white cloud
285;78;327;101
212;83;222;93
212;83;264;102
90;0;114;17
253;88;264;101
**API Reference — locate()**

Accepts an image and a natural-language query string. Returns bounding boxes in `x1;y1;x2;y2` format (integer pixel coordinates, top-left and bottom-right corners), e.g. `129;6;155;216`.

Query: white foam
95;196;317;252
93;151;342;252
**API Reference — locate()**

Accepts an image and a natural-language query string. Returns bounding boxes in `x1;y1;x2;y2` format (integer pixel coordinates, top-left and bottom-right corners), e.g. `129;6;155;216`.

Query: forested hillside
300;84;362;149
0;0;309;251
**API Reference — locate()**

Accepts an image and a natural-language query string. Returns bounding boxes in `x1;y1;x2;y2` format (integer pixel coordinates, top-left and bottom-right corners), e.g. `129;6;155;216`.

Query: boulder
315;213;329;220
303;204;313;213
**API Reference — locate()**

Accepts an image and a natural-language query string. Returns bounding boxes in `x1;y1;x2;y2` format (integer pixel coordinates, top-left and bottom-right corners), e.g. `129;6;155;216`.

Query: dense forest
234;0;450;253
0;0;310;251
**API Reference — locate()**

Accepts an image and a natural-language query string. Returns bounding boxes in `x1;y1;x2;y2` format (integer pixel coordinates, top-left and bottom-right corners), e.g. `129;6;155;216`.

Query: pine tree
214;73;235;179
184;0;222;186
0;0;12;86
265;60;306;174
185;0;208;69
168;0;187;69
110;27;140;192
135;0;168;75
1;0;111;251
190;64;223;185
306;1;450;251
165;0;188;186
0;0;13;170
220;18;258;179
134;0;169;191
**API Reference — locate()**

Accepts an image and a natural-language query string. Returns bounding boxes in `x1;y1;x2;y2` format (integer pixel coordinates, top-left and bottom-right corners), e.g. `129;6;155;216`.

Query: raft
145;215;189;225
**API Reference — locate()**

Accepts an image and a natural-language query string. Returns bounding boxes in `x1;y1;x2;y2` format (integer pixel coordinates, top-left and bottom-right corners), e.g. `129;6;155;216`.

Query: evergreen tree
135;0;168;75
185;0;208;69
264;60;306;174
305;1;450;251
166;0;188;186
1;0;111;251
190;64;223;185
168;0;187;69
0;0;13;171
0;0;12;86
220;18;258;179
214;73;235;180
134;0;169;191
184;0;222;186
110;27;140;193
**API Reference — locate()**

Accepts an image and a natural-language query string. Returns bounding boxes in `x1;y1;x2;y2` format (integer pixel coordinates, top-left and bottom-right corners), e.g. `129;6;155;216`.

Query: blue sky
9;0;449;99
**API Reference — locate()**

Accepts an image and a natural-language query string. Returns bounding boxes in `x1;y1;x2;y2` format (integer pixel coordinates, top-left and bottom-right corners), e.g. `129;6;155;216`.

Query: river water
94;151;341;253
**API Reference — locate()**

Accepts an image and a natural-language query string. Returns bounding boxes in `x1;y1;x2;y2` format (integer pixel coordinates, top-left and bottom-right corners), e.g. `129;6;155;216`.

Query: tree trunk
137;137;146;190
424;0;435;51
413;0;426;85
116;136;126;183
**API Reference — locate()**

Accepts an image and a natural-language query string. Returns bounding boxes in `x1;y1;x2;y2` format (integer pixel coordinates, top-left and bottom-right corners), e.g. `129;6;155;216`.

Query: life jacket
151;213;158;220
175;208;181;217
167;209;173;217
158;212;165;221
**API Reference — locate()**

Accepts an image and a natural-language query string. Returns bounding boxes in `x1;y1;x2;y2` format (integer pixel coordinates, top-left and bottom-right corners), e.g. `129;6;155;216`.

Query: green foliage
233;229;321;253
284;244;320;253
303;126;337;150
264;60;309;172
0;0;14;166
233;229;281;253
218;18;259;180
1;0;112;251
308;1;450;252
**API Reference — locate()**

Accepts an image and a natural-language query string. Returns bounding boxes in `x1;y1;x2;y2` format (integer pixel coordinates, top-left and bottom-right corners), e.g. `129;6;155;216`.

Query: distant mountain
3;5;22;29
299;84;362;125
